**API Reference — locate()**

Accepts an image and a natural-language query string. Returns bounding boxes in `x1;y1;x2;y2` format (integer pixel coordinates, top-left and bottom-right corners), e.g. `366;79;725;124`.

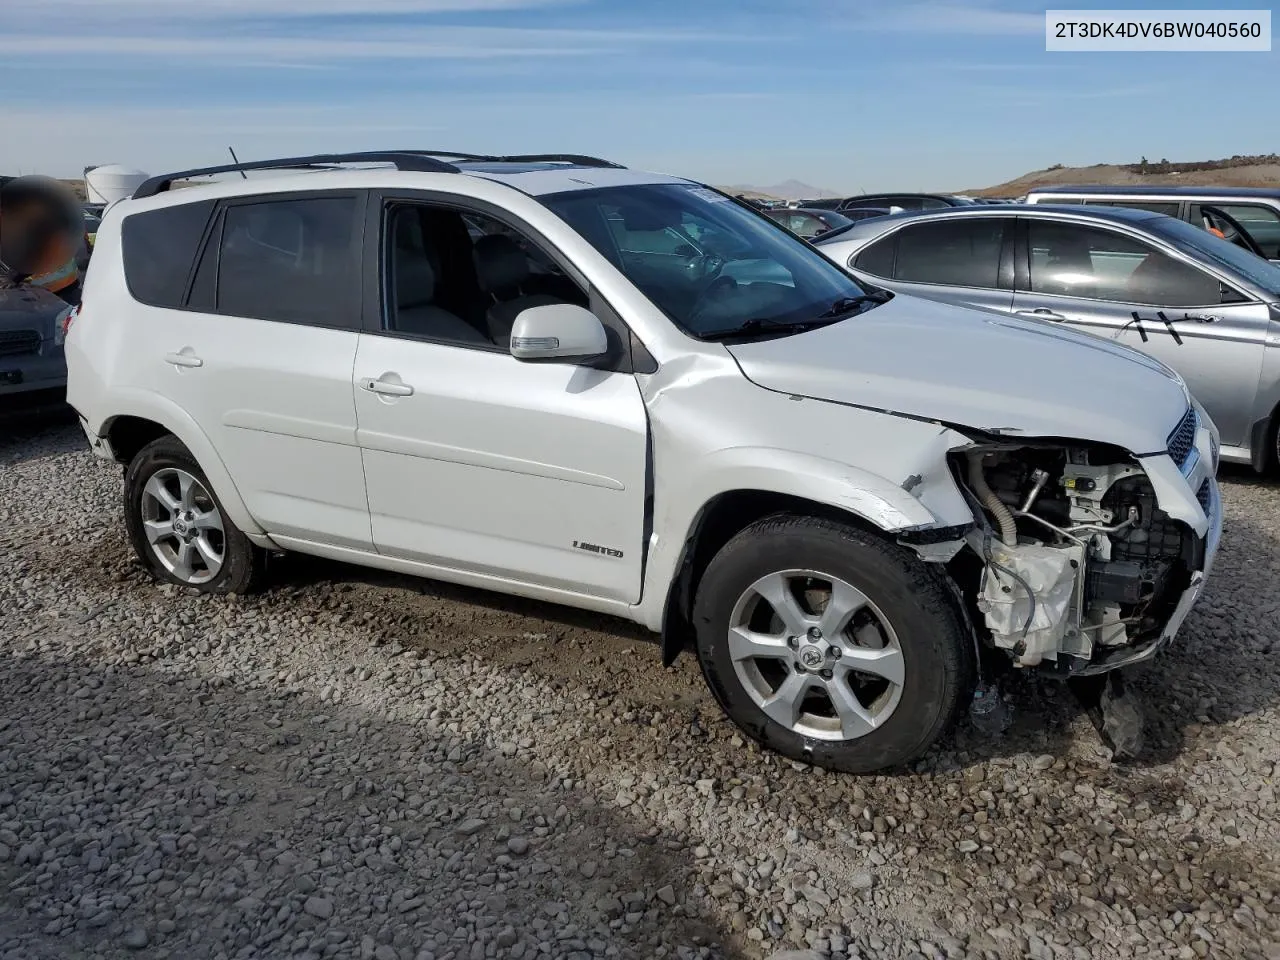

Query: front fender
636;437;974;634
98;387;263;536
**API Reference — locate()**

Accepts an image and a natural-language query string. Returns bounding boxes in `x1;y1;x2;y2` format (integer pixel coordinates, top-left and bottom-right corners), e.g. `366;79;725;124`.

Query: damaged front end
945;419;1219;676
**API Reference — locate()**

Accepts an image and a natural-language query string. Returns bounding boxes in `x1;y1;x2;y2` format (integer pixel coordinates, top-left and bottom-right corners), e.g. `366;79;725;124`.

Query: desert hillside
969;155;1280;196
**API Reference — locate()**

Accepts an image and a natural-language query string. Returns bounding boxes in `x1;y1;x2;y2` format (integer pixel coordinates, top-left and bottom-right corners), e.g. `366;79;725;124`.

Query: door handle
1015;308;1068;322
164;351;203;368
362;377;414;397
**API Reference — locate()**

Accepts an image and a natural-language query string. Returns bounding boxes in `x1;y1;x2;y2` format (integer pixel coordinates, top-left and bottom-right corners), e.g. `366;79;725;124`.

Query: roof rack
489;154;625;168
133;150;626;199
133;151;461;199
382;151;623;168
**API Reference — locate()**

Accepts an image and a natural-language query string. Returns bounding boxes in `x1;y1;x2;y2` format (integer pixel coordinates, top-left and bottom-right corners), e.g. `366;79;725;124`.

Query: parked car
793;197;845;211
763;207;855;239
840;193;976;213
838;207;895;223
68;151;1219;772
1024;186;1280;261
0;285;73;405
814;203;1280;470
84;209;102;244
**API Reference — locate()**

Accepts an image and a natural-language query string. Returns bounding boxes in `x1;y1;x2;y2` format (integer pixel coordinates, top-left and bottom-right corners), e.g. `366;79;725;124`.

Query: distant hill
968;154;1280;197
720;179;840;202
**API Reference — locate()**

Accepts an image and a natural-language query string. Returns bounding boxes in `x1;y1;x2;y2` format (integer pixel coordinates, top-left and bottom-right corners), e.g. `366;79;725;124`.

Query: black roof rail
490;154;625;169
132;151;462;199
396;152;624;168
132;149;627;200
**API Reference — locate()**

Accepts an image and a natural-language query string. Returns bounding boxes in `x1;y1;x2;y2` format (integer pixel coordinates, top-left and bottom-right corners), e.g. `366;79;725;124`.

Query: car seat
473;233;565;346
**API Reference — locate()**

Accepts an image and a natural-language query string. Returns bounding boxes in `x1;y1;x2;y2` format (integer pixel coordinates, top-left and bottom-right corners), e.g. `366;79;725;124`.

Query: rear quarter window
853;236;896;277
121;200;216;308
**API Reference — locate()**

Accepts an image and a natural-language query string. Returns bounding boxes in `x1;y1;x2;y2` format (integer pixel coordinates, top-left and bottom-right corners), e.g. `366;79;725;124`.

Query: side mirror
509;303;608;364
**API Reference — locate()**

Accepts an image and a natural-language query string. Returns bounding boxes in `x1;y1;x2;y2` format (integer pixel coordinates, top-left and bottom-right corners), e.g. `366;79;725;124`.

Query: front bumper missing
1071;473;1223;676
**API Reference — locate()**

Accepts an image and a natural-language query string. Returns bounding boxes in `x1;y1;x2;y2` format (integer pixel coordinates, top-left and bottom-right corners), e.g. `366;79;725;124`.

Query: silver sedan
814;205;1280;470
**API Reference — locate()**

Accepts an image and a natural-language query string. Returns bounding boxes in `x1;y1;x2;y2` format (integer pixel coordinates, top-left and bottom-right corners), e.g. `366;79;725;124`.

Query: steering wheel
1206;216;1242;244
688;273;738;326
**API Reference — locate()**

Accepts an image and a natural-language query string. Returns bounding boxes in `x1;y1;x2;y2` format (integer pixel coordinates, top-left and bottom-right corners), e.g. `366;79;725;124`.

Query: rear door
128;191;372;550
1012;216;1268;446
846;216;1017;314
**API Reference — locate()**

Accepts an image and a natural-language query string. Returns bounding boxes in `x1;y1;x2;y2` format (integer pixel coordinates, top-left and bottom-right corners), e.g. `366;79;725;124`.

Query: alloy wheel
727;569;905;741
139;467;225;585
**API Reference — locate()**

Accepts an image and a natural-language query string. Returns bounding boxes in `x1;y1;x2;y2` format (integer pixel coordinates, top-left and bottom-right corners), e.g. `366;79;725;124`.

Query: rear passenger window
892;219;1006;287
121;200;215;308
214;197;359;328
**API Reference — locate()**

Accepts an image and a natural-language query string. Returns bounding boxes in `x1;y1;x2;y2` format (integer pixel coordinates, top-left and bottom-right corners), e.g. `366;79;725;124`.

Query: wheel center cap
173;516;189;536
798;644;826;670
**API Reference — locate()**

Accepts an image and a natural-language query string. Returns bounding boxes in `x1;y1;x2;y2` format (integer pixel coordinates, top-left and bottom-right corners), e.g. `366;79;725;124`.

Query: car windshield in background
542;183;876;339
1151;216;1280;299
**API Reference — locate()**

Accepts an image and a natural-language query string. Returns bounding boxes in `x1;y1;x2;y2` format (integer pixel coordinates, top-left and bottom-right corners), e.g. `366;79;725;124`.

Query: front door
1015;217;1268;446
353;197;650;603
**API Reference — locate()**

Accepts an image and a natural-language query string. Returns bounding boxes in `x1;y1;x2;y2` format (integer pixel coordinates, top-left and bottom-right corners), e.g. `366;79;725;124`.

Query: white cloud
0;23;746;64
2;0;579;17
855;2;1044;36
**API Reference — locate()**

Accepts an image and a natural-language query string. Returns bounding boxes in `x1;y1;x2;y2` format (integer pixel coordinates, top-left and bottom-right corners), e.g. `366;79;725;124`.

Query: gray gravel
2;419;1279;960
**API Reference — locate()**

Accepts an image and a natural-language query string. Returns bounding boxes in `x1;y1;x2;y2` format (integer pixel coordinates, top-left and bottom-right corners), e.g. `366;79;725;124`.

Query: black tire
123;435;261;594
1269;416;1280;476
692;513;973;773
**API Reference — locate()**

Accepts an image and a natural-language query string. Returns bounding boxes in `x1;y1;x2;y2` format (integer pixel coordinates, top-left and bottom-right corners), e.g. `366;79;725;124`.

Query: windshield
541;183;874;338
817;211;855;231
1151;216;1280;299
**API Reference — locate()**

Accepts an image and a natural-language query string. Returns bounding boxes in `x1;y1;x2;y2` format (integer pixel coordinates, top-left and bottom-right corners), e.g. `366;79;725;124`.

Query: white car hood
726;294;1189;455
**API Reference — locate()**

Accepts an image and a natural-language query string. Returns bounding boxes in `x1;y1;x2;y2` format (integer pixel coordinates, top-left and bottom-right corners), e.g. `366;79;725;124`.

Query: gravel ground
2;418;1278;960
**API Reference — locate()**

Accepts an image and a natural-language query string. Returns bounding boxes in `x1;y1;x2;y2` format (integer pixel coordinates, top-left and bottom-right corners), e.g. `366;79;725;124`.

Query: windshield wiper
700;317;841;341
816;291;892;318
700;293;893;341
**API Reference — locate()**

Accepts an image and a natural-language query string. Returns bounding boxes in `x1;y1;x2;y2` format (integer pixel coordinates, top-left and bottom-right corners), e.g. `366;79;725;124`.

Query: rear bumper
78;414;117;461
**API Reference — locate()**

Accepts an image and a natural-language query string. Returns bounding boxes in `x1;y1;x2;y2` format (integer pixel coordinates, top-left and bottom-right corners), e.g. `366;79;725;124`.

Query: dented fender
634;385;980;634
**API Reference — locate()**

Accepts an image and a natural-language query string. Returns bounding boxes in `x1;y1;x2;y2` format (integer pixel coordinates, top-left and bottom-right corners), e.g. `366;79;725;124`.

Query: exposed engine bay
952;444;1200;673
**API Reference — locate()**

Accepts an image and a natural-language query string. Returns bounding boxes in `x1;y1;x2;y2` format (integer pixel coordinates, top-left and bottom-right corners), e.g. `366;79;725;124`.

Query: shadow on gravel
0;408;79;468
0;649;733;960
266;528;1280;779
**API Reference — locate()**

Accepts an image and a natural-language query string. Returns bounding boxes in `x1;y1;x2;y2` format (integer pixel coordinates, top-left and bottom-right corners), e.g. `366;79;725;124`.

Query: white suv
66;151;1222;772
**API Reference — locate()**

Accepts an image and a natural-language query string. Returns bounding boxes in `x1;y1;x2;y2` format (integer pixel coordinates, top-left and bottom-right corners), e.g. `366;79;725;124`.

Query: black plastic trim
134;152;462;199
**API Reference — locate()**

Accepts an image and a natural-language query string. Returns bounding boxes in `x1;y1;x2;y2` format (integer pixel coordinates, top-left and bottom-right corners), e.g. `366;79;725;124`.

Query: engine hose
968;453;1018;546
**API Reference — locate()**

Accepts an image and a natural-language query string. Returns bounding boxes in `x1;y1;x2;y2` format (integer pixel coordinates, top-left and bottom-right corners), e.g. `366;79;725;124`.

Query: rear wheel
692;514;973;773
123;436;261;593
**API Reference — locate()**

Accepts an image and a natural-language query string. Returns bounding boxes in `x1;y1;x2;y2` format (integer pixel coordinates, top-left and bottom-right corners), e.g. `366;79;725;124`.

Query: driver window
382;202;588;349
1198;203;1280;260
1027;221;1229;306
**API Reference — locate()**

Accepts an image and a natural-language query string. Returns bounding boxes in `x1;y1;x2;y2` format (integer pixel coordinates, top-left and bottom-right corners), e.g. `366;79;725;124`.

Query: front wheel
692;514;973;773
123;436;261;594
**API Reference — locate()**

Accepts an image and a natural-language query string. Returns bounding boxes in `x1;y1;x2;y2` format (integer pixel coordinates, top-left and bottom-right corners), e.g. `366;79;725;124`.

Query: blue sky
2;0;1276;192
